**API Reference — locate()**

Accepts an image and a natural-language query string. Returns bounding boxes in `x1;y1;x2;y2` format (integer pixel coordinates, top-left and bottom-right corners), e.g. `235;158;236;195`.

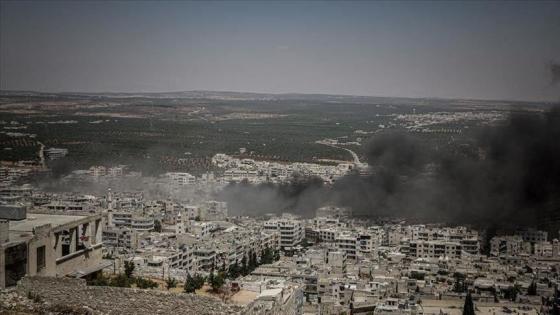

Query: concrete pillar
0;220;9;244
83;222;91;247
69;228;77;253
54;233;63;257
0;248;5;289
95;219;103;245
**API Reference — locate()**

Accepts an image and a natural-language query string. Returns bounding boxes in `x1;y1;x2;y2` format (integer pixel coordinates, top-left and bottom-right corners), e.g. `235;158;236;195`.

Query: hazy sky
1;1;559;101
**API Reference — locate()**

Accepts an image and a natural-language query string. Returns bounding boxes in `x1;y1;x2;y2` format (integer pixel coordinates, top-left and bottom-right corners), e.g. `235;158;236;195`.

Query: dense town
0;154;556;315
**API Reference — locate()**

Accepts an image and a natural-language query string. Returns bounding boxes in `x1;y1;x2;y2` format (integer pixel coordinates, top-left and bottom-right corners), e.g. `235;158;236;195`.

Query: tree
504;286;519;301
261;247;274;265
249;251;257;272
166;277;178;290
453;272;467;293
154;220;162;233
208;269;215;285
463;292;475;315
210;271;225;292
528;281;538;296
110;274;132;288
184;274;197;293
124;260;135;279
89;272;109;286
241;255;248;276
410;271;425;281
136;277;158;289
193;274;205;289
229;261;240;279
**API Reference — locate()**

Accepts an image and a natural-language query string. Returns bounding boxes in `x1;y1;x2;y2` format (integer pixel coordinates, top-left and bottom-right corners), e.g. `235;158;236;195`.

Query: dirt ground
230;290;259;305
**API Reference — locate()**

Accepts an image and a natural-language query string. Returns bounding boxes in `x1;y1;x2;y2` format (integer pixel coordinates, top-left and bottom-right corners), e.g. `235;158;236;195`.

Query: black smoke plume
217;174;324;217
551;62;560;86
218;107;560;232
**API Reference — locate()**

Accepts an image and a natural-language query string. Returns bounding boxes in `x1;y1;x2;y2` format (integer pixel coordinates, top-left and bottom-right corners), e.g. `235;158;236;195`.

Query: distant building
102;226;139;252
409;240;462;259
165;172;196;185
519;228;548;243
111;212;154;231
490;236;524;257
199;201;228;221
44;147;68;160
264;217;304;251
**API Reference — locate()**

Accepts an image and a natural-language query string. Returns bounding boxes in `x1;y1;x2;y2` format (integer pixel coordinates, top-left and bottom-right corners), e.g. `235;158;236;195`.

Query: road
316;141;362;165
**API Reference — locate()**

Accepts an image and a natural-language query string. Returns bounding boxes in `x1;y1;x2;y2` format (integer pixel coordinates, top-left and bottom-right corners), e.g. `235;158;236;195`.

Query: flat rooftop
9;213;88;232
257;288;283;298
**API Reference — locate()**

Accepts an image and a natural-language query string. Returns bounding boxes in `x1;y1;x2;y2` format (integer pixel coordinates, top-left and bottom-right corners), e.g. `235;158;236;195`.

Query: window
37;246;46;272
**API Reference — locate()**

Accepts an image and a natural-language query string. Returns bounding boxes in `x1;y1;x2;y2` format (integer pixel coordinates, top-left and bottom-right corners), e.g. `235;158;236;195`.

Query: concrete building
0;213;105;288
408;240;462;259
166;172;196;186
89;166;106;177
44;147;68;160
519;229;548;243
264;217;304;251
490;236;524;257
199;201;228;221
102;226;139;252
335;233;358;260
111;212;154;231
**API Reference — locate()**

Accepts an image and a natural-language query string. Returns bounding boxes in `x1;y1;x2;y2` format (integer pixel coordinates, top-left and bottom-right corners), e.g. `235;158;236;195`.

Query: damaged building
0;206;107;288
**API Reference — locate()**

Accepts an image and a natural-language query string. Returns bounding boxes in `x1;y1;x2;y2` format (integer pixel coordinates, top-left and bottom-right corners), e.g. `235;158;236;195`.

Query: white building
111;212;154;232
166;172;196;185
409;240;462;259
264;217;304;250
335;233;358;260
44;147;68;160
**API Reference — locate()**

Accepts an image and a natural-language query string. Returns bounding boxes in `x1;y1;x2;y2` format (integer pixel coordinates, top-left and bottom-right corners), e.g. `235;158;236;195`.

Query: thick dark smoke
218;107;560;231
330;132;434;219
217;174;324;217
551;62;560;86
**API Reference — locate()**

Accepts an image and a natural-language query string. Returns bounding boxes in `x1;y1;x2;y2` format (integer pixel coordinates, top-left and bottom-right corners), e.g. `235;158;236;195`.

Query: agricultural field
0;91;546;176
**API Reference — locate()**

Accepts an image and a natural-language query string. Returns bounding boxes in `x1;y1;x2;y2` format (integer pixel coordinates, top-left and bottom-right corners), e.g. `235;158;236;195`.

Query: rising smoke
551;62;560;86
217;106;560;230
216;174;325;217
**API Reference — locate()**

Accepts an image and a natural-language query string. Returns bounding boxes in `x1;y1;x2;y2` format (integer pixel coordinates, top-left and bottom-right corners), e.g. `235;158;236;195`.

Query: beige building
0;213;105;288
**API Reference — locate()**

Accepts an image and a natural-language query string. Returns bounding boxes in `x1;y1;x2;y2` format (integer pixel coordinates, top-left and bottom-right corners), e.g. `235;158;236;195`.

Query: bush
528;281;538;295
136;277;159;289
124;261;135;278
166;277;178;290
209;271;225;292
110;273;132;287
88;272;110;286
27;291;43;303
184;273;205;293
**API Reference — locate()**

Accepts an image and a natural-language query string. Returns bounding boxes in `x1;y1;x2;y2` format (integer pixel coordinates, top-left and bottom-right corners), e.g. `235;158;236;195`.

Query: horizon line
0;88;557;104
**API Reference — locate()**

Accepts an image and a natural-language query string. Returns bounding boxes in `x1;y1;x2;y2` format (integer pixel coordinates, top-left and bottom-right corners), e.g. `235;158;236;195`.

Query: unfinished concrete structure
0;213;104;288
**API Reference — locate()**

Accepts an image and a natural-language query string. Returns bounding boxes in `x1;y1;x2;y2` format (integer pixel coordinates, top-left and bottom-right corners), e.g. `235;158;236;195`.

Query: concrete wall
56;246;103;276
27;224;56;277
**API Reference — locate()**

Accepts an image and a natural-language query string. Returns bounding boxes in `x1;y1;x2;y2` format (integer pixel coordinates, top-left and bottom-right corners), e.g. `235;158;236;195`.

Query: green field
0;92;541;175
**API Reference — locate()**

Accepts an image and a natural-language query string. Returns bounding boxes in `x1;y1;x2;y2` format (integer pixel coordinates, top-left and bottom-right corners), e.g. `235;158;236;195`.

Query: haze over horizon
1;1;559;102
